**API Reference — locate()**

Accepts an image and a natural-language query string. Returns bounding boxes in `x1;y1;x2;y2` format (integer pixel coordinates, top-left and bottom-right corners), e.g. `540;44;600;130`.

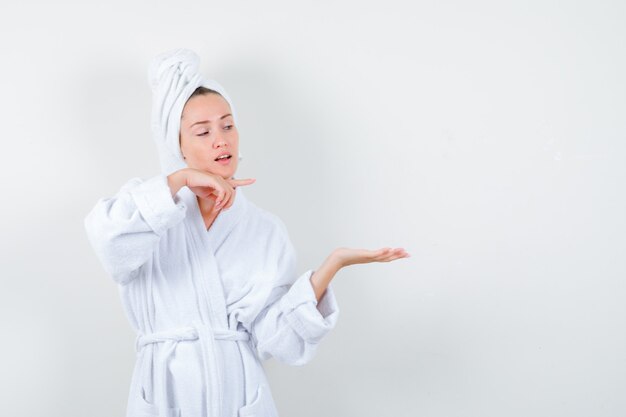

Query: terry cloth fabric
148;48;242;177
84;48;340;417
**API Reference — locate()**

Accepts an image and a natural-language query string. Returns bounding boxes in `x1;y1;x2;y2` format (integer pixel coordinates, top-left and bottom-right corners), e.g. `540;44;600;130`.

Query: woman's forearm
309;252;343;304
167;168;189;198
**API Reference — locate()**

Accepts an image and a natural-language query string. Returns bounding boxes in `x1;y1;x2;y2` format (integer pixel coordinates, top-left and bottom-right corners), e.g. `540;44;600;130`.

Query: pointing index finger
229;178;256;188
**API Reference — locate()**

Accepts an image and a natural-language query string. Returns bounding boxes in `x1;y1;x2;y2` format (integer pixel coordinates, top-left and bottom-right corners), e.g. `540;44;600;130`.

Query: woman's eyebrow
189;113;233;127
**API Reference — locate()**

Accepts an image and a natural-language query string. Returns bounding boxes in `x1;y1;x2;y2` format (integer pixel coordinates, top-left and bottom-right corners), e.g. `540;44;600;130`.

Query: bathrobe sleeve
84;174;187;285
242;226;340;366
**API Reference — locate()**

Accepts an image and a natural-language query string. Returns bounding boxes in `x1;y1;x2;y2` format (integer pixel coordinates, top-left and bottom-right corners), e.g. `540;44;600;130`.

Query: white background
1;1;625;416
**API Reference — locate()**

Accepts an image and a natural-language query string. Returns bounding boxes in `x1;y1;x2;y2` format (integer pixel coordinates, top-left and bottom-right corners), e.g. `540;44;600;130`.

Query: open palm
333;247;410;267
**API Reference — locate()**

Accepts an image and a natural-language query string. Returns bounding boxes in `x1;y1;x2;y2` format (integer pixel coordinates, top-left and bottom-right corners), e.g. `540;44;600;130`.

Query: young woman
84;49;409;417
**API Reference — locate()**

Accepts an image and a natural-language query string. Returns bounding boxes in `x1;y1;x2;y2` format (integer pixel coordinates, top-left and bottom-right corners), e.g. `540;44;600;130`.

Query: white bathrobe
83;49;340;417
84;174;340;417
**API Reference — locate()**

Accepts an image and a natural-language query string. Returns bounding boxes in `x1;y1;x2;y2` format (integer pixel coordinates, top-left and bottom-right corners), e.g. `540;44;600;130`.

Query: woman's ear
179;133;186;159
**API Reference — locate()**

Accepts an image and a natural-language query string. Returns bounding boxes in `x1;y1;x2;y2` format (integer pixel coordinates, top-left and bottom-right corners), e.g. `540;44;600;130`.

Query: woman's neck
197;195;218;217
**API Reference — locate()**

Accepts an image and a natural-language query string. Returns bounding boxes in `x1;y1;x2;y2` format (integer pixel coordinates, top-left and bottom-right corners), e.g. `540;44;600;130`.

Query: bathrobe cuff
128;174;187;236
278;270;340;344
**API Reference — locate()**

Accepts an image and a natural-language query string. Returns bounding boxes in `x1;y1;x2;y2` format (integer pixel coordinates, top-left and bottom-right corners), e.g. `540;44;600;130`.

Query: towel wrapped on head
147;48;240;176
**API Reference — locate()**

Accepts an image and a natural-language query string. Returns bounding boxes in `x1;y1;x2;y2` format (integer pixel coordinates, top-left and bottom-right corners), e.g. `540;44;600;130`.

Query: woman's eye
197;131;209;136
224;125;233;130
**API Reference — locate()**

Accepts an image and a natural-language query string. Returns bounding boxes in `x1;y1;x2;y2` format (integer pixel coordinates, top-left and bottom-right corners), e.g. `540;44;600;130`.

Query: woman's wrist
327;249;347;270
310;255;341;303
167;169;189;198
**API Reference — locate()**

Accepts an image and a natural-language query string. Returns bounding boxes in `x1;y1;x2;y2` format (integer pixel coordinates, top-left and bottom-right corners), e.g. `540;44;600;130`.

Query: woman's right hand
181;168;256;211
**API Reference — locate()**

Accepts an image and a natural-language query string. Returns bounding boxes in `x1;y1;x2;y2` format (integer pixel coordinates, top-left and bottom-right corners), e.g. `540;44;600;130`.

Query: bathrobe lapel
174;187;247;417
205;186;249;257
173;185;249;417
179;186;247;326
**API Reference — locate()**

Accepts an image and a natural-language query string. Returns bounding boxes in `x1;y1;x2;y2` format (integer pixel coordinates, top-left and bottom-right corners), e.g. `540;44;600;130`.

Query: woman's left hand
331;247;410;268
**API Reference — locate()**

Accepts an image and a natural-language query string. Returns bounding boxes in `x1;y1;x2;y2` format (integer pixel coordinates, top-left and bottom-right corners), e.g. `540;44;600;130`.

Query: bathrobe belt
135;319;251;417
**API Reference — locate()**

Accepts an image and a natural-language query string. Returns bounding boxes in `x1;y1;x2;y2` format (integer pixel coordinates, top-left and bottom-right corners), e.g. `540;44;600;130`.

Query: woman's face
179;93;239;179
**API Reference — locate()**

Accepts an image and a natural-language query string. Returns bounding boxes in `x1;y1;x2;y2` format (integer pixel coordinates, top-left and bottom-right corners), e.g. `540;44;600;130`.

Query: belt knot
135;322;250;352
134;320;250;417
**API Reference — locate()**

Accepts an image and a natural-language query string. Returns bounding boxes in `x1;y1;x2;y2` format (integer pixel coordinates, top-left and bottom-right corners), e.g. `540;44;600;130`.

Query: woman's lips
215;155;232;165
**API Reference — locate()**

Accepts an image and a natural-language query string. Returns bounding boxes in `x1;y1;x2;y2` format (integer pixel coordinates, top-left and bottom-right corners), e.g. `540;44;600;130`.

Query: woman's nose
211;132;226;147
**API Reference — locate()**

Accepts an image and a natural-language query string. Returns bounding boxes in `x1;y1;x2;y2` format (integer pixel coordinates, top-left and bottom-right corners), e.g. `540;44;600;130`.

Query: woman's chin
188;162;236;177
210;166;237;180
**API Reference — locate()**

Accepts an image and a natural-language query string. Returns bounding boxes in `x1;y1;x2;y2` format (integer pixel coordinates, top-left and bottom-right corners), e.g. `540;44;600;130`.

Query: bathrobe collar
179;183;249;254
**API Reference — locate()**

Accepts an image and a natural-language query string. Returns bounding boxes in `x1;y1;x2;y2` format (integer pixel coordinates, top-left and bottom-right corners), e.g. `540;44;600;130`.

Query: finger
382;249;410;262
223;186;236;210
374;248;405;262
222;183;236;210
223;188;237;210
383;248;406;257
381;253;405;262
376;254;398;262
213;186;227;211
229;178;256;188
226;184;236;206
218;186;234;211
375;254;399;263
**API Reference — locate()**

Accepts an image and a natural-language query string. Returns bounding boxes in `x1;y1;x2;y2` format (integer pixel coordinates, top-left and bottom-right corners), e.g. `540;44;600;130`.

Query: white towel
147;48;242;176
